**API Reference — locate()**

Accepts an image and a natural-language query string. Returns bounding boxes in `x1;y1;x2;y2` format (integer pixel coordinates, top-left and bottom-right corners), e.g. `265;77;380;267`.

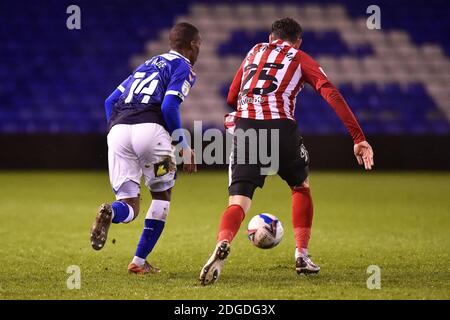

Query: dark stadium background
0;0;449;170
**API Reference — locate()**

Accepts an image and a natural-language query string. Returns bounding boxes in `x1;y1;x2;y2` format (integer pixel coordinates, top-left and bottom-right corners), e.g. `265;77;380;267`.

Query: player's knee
228;181;255;214
292;177;310;190
146;199;170;222
301;179;310;188
151;189;171;201
228;195;252;214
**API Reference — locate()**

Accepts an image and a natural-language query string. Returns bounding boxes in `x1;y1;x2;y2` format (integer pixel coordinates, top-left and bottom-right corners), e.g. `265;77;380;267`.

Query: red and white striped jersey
225;39;366;143
225;39;329;125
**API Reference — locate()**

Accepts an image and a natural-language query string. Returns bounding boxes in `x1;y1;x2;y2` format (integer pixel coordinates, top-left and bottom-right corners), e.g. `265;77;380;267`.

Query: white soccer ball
247;213;284;249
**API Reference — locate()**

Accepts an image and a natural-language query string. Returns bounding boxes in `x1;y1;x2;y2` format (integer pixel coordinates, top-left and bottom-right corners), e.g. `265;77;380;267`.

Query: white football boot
199;240;230;286
295;248;320;274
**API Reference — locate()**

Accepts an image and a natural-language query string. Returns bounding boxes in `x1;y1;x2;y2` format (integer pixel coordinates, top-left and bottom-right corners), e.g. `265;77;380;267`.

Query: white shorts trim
114;180;140;200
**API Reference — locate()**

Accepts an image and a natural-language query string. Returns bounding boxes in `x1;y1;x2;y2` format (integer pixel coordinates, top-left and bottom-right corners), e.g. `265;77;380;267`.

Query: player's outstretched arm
318;83;374;170
161;95;197;173
300;51;374;170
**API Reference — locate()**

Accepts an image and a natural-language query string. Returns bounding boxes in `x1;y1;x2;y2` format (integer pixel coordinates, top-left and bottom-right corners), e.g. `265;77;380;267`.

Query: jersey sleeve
299;51;330;91
227;60;244;109
117;75;132;93
319;83;366;144
165;62;196;101
105;75;132;122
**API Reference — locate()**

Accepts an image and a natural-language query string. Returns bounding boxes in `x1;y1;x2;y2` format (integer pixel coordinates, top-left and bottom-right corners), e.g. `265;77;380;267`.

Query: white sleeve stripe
165;90;184;101
118;85;125;93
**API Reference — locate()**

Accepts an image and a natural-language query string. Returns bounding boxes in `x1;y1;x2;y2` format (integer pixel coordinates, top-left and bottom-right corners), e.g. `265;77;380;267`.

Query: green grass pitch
0;170;449;300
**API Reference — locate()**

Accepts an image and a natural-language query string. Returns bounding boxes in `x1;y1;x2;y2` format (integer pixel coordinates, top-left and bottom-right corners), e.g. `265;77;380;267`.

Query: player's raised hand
181;147;197;173
354;141;374;170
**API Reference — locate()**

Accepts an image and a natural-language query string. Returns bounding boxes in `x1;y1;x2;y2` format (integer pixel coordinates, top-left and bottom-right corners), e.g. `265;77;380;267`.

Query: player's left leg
90;182;141;251
291;178;320;274
91;124;142;251
112;195;140;223
277;121;319;274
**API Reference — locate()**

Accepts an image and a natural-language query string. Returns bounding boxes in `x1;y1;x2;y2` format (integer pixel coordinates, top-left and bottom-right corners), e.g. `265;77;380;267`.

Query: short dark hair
271;17;302;43
169;22;199;51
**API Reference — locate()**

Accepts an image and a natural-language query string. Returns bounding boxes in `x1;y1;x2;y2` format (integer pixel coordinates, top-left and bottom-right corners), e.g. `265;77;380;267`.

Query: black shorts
228;118;310;198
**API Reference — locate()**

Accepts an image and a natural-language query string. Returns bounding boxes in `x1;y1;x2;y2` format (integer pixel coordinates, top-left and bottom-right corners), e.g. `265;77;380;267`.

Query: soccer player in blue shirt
90;23;201;274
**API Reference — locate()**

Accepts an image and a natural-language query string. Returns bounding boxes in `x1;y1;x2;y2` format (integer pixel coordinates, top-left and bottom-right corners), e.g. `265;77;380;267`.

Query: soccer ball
247;213;284;249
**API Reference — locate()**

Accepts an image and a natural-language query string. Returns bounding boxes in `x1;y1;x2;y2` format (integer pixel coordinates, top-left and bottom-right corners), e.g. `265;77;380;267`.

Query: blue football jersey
108;50;196;131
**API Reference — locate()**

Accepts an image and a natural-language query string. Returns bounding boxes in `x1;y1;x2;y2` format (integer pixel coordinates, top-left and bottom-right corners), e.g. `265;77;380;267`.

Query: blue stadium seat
0;0;448;135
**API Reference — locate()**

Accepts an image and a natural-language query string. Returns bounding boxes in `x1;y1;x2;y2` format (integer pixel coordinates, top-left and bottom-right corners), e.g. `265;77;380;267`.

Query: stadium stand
0;0;449;134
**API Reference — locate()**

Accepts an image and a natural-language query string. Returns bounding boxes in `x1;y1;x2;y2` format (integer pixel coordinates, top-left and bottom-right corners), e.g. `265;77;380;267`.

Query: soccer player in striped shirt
200;18;374;285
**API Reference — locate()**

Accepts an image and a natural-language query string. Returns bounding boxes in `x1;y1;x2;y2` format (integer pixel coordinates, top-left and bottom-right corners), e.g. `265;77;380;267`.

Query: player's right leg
127;189;171;274
200;119;267;286
199;194;251;286
127;123;176;274
199;163;262;285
